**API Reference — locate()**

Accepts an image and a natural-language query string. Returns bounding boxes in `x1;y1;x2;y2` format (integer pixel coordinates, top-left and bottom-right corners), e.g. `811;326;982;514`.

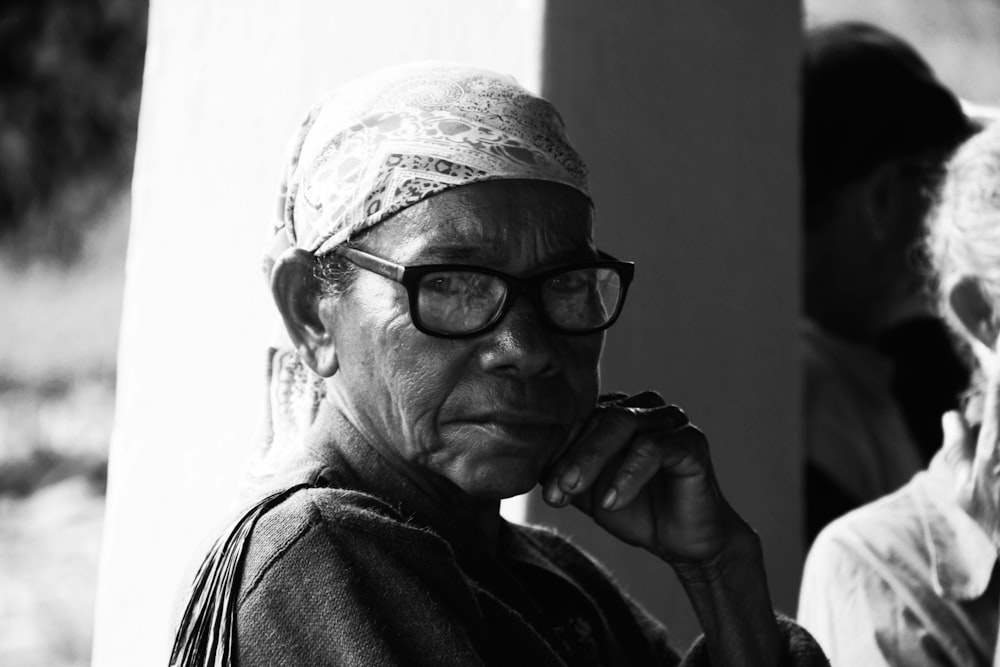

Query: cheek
563;336;603;395
389;348;456;412
350;281;434;393
374;331;470;438
344;279;476;446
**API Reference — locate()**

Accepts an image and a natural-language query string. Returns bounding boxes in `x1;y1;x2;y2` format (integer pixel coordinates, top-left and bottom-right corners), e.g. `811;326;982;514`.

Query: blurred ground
0;194;127;667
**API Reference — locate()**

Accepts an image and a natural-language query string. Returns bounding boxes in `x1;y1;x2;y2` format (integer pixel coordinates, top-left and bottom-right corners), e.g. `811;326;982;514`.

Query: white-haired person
799;121;1000;665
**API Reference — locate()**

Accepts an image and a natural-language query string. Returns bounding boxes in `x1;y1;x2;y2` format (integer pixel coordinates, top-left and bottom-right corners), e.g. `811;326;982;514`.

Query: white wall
93;1;802;663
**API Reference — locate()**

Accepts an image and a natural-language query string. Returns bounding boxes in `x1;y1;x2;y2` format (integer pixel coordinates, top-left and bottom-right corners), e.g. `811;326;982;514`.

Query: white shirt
798;455;999;666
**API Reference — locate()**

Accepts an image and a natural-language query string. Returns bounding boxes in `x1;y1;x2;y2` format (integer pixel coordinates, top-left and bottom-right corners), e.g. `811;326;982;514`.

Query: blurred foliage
0;7;138;661
0;0;147;265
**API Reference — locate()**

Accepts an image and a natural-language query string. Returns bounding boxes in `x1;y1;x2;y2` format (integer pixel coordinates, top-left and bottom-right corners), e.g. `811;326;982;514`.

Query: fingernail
601;487;618;510
545;485;566;506
560;465;581;492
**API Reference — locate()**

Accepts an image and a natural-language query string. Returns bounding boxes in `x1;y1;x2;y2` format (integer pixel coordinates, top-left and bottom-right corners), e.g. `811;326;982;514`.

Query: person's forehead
367;181;594;264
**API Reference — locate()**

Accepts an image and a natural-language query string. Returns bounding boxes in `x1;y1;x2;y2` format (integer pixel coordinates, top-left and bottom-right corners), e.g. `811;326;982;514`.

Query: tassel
169;484;312;666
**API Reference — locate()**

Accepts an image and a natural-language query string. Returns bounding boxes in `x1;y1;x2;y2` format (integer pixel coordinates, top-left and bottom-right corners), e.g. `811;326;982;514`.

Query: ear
861;161;907;245
949;276;999;360
270;247;339;377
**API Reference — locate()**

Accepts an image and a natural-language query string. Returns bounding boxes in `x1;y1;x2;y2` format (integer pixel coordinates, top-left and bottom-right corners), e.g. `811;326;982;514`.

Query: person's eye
424;275;457;295
549;271;593;294
423;272;493;299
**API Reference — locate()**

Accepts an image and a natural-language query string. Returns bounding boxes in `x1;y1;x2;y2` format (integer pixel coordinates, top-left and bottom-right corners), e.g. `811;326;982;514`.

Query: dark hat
803;22;973;209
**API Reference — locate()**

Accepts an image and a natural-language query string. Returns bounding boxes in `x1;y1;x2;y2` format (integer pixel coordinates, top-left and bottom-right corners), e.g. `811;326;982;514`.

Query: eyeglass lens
415;267;622;334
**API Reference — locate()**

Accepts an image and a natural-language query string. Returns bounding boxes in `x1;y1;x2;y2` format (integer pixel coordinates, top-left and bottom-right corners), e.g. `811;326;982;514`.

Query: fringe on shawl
169;483;313;667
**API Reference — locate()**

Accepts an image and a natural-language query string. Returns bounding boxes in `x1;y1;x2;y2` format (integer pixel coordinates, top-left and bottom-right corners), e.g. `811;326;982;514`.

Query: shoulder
232;487;492;666
802;479;928;610
798;474;995;666
239;486;453;604
799;478;929;632
809;479;927;571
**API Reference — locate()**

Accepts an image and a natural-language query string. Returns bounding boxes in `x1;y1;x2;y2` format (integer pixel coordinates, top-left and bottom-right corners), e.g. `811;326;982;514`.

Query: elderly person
170;62;827;666
802;22;972;543
798;122;1000;665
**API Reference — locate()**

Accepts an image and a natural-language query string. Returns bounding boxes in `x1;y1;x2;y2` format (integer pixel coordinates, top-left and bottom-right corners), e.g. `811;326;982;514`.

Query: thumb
938;410;973;480
975;347;1000;462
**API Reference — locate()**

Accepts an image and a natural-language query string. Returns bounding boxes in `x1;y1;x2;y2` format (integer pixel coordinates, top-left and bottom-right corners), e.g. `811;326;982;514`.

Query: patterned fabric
271;61;590;258
242;347;327;499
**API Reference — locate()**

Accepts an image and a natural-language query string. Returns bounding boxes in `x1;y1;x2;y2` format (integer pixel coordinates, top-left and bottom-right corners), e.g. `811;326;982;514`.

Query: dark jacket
174;430;828;666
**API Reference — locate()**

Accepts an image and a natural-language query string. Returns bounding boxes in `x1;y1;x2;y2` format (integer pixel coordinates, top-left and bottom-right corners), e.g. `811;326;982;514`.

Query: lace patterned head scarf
249;62;591;491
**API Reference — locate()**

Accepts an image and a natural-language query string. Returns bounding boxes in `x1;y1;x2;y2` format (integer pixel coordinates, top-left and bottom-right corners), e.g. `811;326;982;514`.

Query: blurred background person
799;117;1000;667
801;21;973;543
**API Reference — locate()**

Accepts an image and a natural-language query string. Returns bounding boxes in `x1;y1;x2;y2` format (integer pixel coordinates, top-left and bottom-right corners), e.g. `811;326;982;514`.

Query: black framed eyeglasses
332;245;635;339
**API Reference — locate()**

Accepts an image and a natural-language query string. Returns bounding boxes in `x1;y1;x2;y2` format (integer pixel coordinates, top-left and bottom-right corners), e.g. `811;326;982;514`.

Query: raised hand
937;337;1000;547
542;391;749;564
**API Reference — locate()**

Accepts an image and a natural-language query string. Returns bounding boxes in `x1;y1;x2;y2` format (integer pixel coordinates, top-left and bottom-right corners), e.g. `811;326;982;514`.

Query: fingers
602;390;666;410
608;423;707;510
942;410;972;459
543;401;689;509
976;341;1000;467
543;407;633;507
938;410;973;480
549;391;667;469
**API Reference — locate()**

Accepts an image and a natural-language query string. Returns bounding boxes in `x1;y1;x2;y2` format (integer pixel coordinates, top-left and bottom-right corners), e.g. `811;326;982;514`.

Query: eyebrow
421;244;488;263
418;244;596;267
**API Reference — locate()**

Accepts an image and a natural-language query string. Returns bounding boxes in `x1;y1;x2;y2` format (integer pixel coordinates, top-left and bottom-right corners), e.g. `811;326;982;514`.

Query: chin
454;457;543;500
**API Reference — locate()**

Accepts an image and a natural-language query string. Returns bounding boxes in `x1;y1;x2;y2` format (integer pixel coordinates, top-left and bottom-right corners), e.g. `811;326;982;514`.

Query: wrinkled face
324;180;603;499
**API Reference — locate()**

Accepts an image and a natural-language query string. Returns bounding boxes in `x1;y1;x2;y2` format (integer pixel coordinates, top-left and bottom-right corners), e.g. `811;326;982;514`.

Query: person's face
324;180;604;500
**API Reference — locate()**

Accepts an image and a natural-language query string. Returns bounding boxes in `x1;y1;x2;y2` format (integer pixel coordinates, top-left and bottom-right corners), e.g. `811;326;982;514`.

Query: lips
444;409;567;447
460;420;564;448
463;411;561;428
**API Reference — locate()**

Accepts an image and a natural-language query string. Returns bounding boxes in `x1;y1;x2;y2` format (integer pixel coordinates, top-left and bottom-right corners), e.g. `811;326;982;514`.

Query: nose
478;295;560;378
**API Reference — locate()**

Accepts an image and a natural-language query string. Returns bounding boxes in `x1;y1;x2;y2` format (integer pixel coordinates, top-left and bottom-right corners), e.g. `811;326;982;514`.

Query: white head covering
271;61;589;258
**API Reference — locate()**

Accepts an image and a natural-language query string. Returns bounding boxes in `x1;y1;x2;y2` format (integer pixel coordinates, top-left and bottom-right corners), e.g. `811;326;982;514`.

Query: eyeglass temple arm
333;245;406;282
